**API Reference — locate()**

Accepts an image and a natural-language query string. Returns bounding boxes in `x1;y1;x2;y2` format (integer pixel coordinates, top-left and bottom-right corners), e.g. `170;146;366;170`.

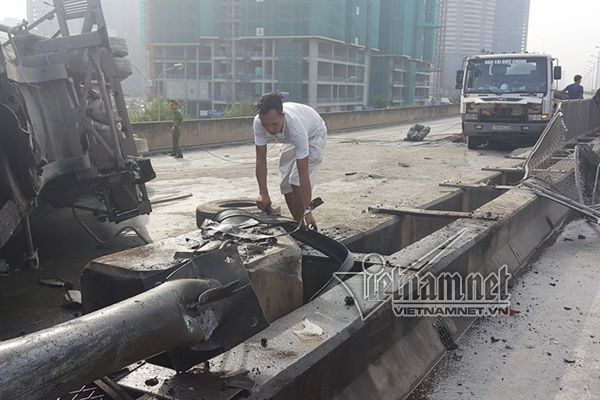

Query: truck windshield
464;57;548;95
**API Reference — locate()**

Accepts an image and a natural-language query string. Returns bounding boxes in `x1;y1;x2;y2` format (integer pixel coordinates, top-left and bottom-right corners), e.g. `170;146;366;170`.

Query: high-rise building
439;0;530;94
440;0;496;94
371;0;440;106
145;0;438;116
493;0;529;53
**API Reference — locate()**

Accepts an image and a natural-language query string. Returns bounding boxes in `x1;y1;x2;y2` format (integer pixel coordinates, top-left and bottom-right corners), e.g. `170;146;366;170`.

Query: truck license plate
492;125;511;131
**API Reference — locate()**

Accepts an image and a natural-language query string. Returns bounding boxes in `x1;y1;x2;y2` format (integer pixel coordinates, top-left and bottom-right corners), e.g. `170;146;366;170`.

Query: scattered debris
150;193;193;205
507;147;532;160
220;369;256;392
405;124;431;141
64;290;82;307
490;336;501;343
293;318;324;339
260;338;268;348
39;278;73;289
549;282;556;287
578;234;586;240
344;296;355;306
398;162;410;168
450;134;465;143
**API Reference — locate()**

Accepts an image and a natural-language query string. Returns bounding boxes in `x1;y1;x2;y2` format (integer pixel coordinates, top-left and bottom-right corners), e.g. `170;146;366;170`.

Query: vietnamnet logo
334;253;512;320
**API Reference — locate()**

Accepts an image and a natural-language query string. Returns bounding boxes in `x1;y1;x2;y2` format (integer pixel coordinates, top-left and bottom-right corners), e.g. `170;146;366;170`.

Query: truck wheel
196;198;281;228
109;37;129;57
114;57;133;80
467;136;484;150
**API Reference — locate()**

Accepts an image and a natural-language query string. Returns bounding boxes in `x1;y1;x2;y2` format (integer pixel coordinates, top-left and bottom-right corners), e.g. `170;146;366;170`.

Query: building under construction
143;0;439;116
370;0;440;106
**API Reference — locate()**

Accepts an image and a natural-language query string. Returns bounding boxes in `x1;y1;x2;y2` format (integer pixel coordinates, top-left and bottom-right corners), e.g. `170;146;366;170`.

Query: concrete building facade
145;0;439;116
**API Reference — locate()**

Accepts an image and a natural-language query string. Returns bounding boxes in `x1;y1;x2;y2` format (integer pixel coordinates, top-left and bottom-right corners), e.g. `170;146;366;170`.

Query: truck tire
467;136;485;150
114;57;133;80
108;37;129;57
196;198;281;228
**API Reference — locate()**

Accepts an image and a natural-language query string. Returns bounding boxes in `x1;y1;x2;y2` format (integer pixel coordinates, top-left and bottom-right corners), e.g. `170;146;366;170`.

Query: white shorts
279;132;326;195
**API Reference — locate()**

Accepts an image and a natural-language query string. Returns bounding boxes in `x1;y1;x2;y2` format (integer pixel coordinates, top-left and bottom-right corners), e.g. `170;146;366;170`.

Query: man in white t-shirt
253;92;327;229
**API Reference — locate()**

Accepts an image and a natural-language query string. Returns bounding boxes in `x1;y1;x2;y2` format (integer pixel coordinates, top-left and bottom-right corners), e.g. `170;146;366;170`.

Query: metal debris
64;290;82;307
39;278;73;289
220;369;256;392
406;124;431;141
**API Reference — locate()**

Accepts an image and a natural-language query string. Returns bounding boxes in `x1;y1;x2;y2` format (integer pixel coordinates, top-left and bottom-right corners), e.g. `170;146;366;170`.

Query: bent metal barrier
524;99;600;202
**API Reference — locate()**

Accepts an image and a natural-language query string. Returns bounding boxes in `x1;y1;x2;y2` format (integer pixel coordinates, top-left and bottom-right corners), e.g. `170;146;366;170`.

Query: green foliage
224;102;256;118
370;94;389;109
130;99;185;122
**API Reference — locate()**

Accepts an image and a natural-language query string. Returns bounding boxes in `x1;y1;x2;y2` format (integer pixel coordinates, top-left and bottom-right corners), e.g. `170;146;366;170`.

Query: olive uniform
171;108;183;158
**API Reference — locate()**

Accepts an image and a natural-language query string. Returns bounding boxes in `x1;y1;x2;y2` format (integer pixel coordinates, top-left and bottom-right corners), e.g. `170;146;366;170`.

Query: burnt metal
0;0;154;259
82;245;268;371
0;245;267;400
209;205;355;300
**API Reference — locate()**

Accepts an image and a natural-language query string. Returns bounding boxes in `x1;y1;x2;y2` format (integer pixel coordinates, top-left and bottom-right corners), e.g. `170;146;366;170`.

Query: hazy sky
1;0;599;88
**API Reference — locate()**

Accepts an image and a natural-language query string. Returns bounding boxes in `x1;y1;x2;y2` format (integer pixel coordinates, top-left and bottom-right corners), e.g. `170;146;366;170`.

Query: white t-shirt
253;102;327;160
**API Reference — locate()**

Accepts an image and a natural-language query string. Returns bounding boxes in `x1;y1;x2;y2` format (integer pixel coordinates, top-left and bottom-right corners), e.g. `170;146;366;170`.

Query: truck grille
470;103;528;123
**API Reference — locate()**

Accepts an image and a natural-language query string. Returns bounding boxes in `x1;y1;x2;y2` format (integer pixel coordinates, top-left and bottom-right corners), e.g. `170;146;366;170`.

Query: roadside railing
524;99;600;206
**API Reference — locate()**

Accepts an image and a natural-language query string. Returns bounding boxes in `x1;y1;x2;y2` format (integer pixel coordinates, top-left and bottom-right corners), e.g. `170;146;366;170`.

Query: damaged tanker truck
0;0;155;268
456;53;563;149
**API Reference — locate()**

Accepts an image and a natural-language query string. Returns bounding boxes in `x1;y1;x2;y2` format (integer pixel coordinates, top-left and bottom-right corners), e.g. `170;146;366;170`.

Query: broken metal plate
117;363;244;400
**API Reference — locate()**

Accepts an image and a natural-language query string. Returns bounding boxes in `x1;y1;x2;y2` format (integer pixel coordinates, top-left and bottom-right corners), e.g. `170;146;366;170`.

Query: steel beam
0;279;219;400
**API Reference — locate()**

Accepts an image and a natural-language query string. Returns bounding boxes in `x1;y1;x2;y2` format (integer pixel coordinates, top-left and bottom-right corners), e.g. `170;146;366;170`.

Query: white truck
456;53;563;149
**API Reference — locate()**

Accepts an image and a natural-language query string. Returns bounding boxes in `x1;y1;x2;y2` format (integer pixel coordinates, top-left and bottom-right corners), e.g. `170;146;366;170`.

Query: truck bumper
462;121;547;141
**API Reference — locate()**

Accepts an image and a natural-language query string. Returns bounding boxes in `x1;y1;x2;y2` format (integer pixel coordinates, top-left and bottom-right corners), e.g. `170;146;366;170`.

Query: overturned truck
0;0;154;267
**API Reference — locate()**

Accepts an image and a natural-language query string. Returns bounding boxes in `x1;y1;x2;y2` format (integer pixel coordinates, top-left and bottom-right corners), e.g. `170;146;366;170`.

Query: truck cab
456;53;562;149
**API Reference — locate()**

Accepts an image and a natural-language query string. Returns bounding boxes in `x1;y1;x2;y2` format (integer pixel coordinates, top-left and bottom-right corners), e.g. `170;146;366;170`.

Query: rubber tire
114;57;133;80
467;136;485;150
109;36;129;57
196;198;281;228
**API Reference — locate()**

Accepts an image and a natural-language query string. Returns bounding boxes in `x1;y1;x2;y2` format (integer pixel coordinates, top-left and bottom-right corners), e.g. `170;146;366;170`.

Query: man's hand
256;194;272;211
304;212;317;230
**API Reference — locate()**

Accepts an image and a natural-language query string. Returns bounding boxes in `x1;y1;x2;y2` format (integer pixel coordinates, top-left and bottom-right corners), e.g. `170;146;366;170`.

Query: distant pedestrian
169;100;183;158
564;75;584;100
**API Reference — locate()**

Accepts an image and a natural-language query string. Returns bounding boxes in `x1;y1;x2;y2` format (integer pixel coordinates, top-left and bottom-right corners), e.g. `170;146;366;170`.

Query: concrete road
142;115;520;240
0;115;520;340
409;219;600;400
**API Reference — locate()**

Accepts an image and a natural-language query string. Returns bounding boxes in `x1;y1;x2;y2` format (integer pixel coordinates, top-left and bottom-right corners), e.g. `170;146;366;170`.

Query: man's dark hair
256;92;284;115
574;74;582;82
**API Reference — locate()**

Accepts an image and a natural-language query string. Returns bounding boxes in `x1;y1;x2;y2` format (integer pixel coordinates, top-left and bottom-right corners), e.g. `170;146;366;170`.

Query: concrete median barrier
133;104;459;152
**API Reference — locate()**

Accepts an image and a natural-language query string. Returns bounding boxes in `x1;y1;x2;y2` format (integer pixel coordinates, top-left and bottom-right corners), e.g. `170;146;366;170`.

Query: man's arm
255;145;271;209
296;157;312;209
